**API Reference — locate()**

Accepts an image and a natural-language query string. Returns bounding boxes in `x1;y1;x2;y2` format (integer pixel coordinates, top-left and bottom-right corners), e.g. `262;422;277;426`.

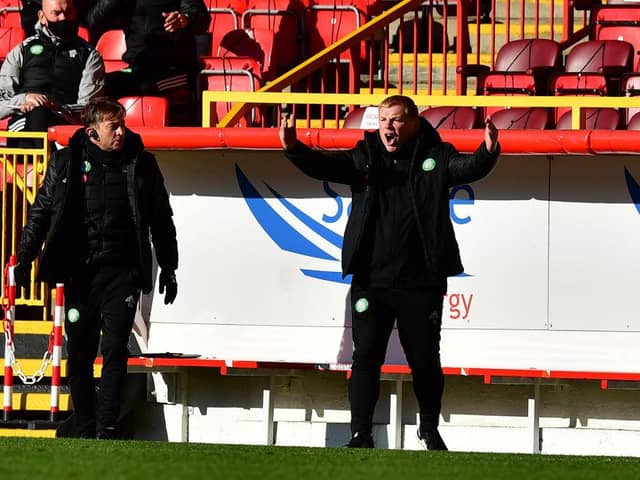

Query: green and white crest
82;161;92;173
354;298;369;313
29;44;44;56
422;158;436;171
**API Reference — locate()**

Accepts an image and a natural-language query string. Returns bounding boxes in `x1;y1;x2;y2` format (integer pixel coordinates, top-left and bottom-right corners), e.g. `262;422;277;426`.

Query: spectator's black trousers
348;284;444;435
64;265;140;437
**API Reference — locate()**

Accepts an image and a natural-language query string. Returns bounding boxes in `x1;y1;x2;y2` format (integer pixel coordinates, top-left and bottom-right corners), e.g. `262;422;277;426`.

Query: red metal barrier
47;126;640;155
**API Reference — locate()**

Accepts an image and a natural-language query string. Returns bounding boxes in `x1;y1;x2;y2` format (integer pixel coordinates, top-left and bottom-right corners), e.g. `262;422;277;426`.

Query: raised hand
484;117;498;153
279;113;297;150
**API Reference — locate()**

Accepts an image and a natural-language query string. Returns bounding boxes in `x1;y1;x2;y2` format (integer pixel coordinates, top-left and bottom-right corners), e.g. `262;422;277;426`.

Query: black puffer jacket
17;128;178;293
284;118;499;279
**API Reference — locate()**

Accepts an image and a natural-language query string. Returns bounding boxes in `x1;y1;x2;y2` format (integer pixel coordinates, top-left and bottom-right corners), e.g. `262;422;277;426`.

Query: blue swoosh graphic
264;183;344;249
301;269;352;284
236;165;336;261
625;167;640;215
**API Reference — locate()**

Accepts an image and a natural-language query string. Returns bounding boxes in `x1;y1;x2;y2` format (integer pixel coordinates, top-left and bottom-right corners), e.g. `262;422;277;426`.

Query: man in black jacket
280;95;499;450
14;97;179;439
94;0;210;125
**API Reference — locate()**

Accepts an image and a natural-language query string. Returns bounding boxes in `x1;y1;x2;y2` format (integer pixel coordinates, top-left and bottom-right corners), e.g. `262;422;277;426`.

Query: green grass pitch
1;438;640;480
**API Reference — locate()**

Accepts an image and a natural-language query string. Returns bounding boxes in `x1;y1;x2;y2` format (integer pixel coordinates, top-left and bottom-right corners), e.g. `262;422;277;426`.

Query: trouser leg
348;285;394;435
7;107;53;148
395;289;444;430
96;268;139;432
65;270;101;438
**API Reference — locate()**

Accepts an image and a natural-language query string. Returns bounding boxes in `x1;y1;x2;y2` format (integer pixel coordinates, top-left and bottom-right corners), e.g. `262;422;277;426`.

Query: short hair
379;95;419;118
81;97;126;127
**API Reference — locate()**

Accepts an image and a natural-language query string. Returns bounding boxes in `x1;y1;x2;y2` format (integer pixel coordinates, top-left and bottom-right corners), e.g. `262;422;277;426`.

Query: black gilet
83;142;137;266
18;33;89;105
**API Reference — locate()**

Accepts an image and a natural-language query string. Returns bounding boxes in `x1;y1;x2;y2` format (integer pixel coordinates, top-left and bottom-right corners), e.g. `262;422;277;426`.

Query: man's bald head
39;0;78;24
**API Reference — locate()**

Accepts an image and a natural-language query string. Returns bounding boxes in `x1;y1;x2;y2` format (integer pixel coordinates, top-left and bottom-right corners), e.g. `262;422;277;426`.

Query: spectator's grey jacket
0;22;105;119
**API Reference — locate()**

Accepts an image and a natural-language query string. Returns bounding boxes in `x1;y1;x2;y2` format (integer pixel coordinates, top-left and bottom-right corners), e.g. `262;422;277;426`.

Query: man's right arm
280;115;361;185
0;45;28;118
16;155;59;265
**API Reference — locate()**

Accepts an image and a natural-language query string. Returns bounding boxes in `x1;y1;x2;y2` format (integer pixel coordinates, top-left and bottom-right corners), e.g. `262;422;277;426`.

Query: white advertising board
141;150;640;371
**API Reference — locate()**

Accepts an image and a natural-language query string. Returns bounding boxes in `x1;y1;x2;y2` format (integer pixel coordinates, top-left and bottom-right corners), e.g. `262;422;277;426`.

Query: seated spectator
104;0;210;125
2;0;105;146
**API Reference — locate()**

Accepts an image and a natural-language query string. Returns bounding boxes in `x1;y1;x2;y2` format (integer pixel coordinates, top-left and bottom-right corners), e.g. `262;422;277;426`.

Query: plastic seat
0;6;20;28
199;56;264;127
550;40;633;125
489;108;551;130
242;0;304;72
0;25;24;63
342;106;379;128
119;96;169;127
621;73;640;128
216;28;275;80
482;39;562;95
596;26;640;71
391;16;448;54
206;1;241;57
458;38;562;99
305;3;367;63
555;108;622;130
550;40;633;97
626;112;640;130
593;4;640;69
420;106;479;129
96;29;128;73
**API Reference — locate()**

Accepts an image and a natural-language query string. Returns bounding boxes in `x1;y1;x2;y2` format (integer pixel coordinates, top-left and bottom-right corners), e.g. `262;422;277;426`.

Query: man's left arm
447;119;500;187
147;154;178;273
68;49;106;113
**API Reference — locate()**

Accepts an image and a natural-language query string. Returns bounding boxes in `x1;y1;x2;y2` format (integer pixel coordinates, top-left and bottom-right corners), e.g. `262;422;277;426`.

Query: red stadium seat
551;40;633;96
207;3;241;57
96;29;128;73
420;106;479;129
555;108;622;130
592;6;640;70
0;6;20;28
458;38;562;101
550;40;633;126
199;56;265;127
0;25;24;63
241;0;304;72
489;108;551;130
481;39;562;95
342;106;378;129
217;28;275;80
621;73;640;128
305;3;367;63
392;17;449;54
119;96;169;127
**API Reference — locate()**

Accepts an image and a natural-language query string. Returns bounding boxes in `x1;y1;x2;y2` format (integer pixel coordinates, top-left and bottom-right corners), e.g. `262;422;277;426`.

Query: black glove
159;270;177;305
13;261;31;290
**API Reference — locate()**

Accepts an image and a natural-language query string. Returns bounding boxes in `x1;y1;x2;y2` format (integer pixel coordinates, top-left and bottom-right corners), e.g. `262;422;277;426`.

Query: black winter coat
284;118;499;279
17;128;178;293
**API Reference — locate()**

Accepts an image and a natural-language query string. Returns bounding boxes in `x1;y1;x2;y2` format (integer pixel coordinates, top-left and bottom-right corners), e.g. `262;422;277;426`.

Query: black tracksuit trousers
348;284;444;436
64;265;140;438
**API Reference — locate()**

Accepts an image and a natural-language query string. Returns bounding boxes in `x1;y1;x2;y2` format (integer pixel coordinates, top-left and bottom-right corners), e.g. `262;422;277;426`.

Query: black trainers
96;426;117;440
345;432;374;448
417;428;448;451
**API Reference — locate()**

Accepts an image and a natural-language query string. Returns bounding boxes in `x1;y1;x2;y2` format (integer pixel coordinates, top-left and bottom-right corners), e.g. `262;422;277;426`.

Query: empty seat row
343;105;640;131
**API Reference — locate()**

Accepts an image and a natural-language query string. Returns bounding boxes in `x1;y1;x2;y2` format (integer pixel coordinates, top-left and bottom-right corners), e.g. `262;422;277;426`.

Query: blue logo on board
236;165;474;283
236;165;350;284
625;167;640;215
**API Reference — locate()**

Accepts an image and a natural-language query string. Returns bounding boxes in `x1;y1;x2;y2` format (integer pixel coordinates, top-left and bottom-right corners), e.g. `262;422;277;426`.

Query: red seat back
420;106;479;129
119;96;169;127
96;29;128;73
